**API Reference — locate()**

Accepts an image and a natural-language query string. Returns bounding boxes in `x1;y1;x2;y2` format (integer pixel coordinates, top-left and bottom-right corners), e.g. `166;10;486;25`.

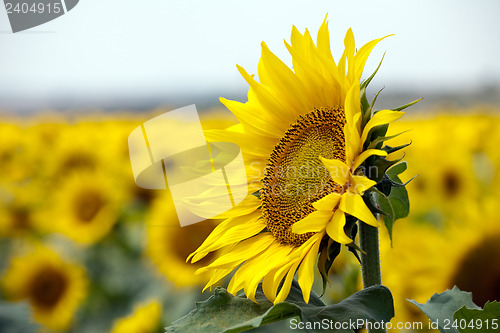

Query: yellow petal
274;261;300;304
353;35;392;79
339;192;379;227
198;234;274;271
297;234;322;303
292;210;332;234
319;157;349;185
352;149;387;171
326;209;352;244
349;175;377;195
312;192;342;211
202;268;233;292
361;110;405;145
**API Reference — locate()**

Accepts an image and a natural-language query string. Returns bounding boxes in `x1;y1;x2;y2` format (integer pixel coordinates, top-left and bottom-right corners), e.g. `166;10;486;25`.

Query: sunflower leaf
408;286;480;333
167;282;395;333
453;301;500;333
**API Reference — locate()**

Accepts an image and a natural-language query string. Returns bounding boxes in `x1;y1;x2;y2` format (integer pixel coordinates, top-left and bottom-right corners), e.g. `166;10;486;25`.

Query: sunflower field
1;12;500;333
0;106;499;332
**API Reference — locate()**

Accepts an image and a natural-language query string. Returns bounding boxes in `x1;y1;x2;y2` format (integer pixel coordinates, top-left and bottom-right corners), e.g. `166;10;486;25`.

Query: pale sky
0;0;499;110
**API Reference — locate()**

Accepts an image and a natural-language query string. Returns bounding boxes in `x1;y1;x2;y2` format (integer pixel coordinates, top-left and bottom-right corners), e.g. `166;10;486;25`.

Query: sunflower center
262;107;346;247
450;234;500;306
73;189;106;223
29;266;68;310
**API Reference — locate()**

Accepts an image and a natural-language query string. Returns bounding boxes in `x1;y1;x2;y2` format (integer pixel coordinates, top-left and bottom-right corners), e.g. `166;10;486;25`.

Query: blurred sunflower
1;245;88;331
388;115;500;218
0;186;41;237
110;299;162;333
381;198;500;325
145;192;218;287
39;171;126;245
189;18;405;304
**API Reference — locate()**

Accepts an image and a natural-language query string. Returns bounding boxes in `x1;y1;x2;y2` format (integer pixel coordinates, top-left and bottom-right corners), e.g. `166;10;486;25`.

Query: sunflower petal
312;192;342;211
349;175;377;195
319;157;349;185
292;210;332;234
352;149;387;171
297;234;322;303
274;261;300;304
326;209;352;244
339;192;378;227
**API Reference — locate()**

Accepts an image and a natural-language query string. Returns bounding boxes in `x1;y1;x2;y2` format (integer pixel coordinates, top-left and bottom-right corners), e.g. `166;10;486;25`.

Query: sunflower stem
359;221;385;333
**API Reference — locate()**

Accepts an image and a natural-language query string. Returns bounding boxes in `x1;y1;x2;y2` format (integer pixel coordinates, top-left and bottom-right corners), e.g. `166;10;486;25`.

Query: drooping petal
319;157;349;185
326;209;352;244
349;175;377;195
297;233;322;303
339;192;379;227
274;261;300;304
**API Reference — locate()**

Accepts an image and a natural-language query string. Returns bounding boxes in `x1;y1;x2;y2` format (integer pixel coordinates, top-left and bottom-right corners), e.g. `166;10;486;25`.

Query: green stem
359;222;385;333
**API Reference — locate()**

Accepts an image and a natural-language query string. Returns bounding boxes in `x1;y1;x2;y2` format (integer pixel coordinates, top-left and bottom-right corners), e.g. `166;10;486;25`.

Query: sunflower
381;196;500;326
145;191;218;287
110;299;162;333
38;171;127;245
188;17;406;304
1;245;88;331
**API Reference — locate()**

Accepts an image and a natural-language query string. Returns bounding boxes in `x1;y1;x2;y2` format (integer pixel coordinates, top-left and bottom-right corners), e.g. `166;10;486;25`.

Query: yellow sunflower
1;245;88;331
381;196;500;326
110;299;162;333
145;191;219;287
188;17;405;304
38;171;127;245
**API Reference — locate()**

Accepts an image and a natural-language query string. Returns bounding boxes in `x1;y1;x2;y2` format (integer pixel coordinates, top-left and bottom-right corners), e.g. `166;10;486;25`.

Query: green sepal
361;87;384;129
317;238;341;297
367;130;409;150
360;54;385;127
346;222;364;264
366;187;395;244
392;98;422;111
381;141;411;154
361;53;385;90
363;123;389;150
364;190;389;216
365;153;402;183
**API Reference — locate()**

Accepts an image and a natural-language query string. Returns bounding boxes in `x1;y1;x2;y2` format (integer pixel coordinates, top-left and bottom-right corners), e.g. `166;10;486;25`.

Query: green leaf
367;130;409;150
453;301;500;333
167;281;395;333
386;162;407;177
408;286;480;333
388;185;410;220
